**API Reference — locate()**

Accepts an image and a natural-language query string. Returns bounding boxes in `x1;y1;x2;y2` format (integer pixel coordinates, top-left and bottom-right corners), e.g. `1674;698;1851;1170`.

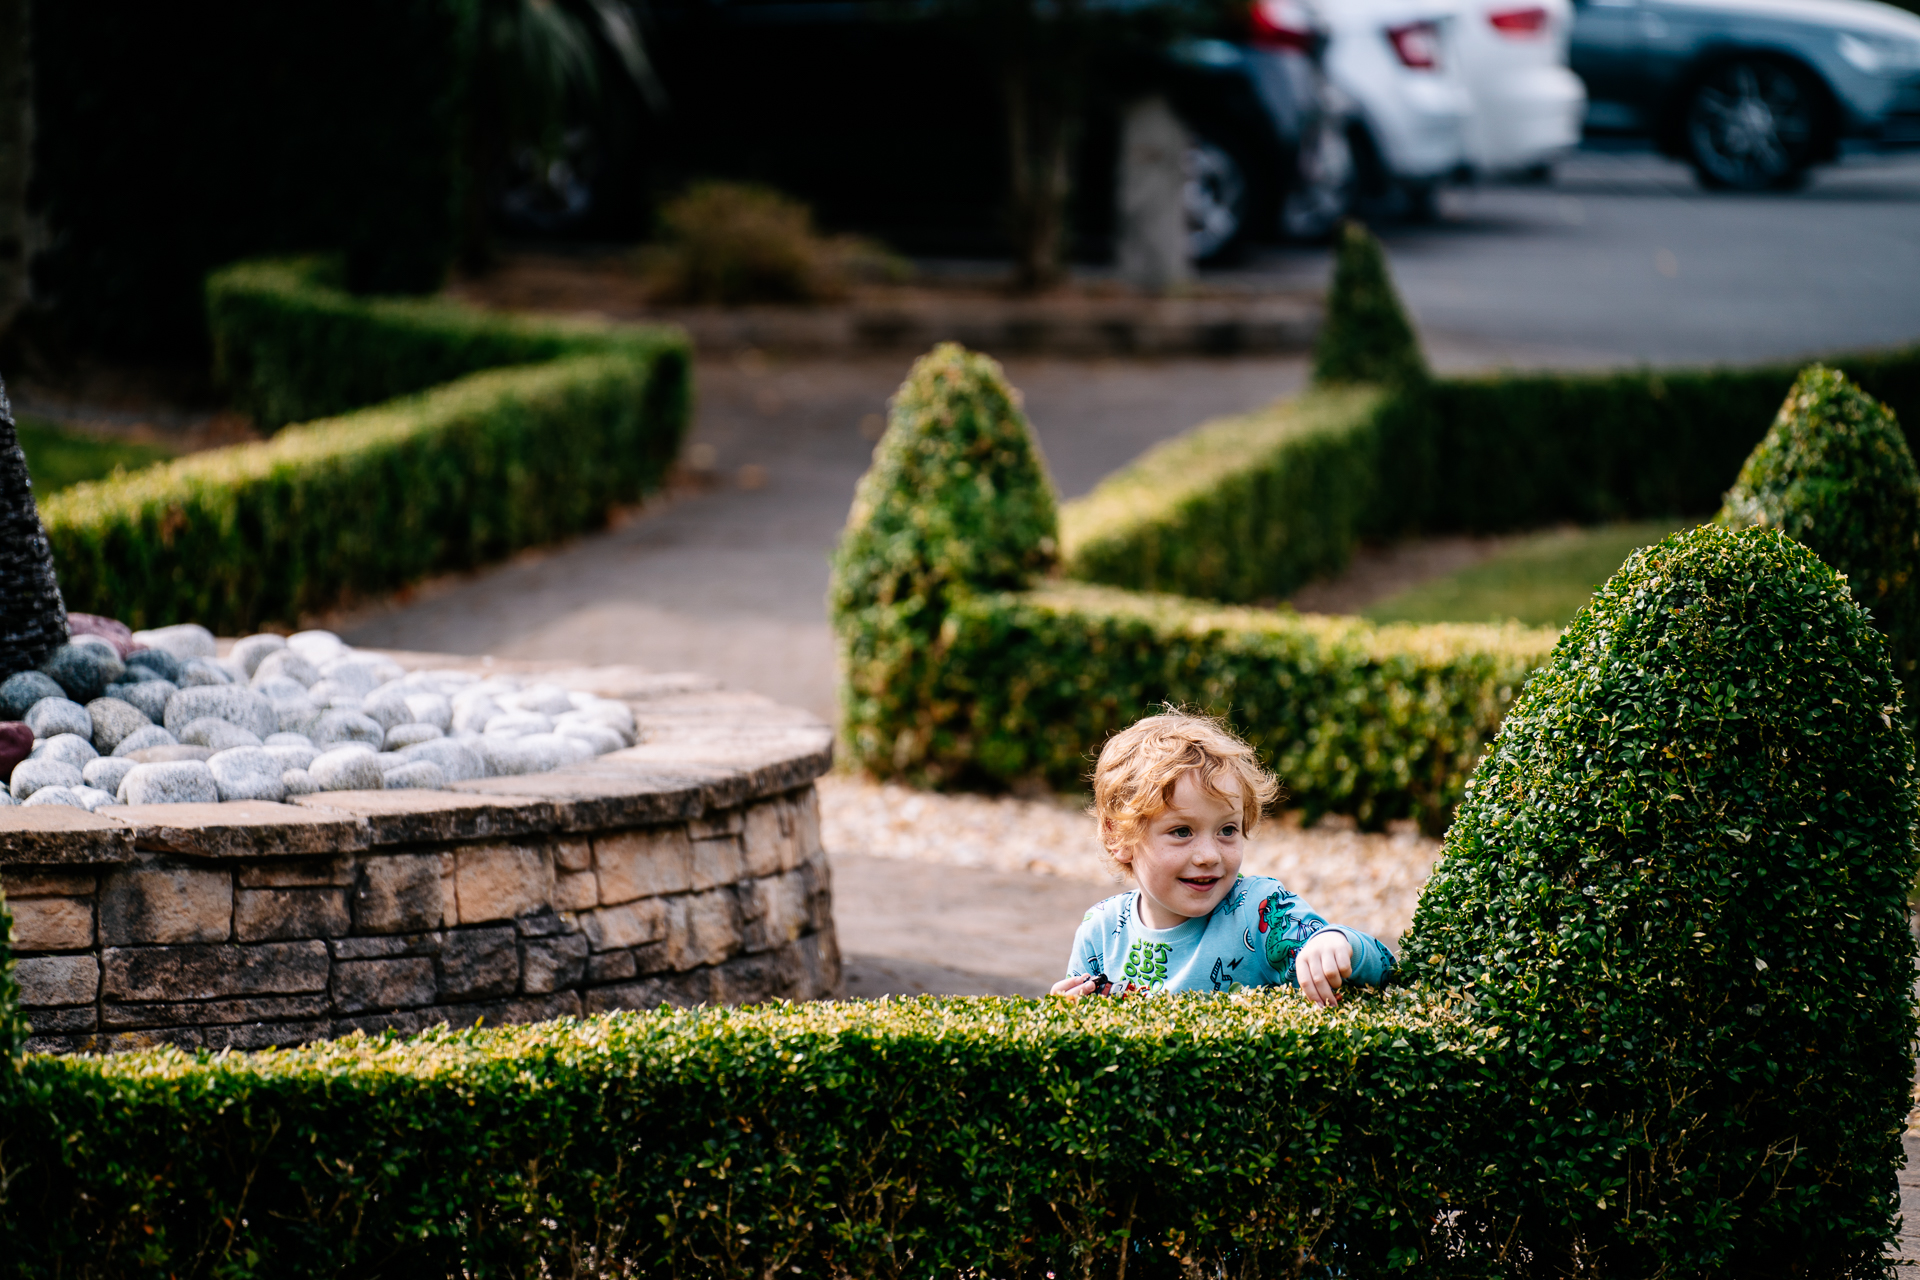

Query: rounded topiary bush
1719;363;1920;713
1402;524;1918;1277
1310;220;1427;390
830;343;1058;782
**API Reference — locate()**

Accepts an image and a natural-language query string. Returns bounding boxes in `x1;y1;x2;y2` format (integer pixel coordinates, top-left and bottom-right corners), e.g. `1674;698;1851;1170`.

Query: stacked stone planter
0;656;841;1054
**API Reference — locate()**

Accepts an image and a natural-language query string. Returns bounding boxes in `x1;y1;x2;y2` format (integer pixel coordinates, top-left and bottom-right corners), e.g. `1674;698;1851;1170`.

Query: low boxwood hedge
39;259;690;633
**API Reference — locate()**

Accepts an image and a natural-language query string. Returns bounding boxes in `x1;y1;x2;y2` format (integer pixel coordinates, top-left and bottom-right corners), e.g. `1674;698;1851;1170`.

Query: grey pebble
11;757;83;801
556;723;625;755
450;696;502;736
0;671;65;720
112;724;181;757
403;692;453;730
74;785;118;812
164;684;277;740
124;743;212;764
0;790;14;805
483;710;553;738
281;768;320;796
21;785;85;809
309;747;385;791
25;697;93;740
361;686;413;731
381;760;446;790
105;679;176;723
253;675;310;703
508;684;576;717
35;733;98;769
252;648;321;688
208;746;288;802
131;623;217;660
228;634;288;678
82;756;136;795
178;717;264;751
287;629;346;665
39;643;125;703
265;743;320;772
473;735;534;778
311;709;385;750
273;696;322;738
384;722;444;751
264;732;315;749
87;697;152;753
124;648;183;684
317;661;382;698
177;656;236;688
517;733;593;772
119;759;220;805
398;738;486;782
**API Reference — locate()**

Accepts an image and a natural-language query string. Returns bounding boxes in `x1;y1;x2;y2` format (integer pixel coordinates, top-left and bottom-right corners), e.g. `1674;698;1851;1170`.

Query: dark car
1571;0;1920;188
511;0;1355;260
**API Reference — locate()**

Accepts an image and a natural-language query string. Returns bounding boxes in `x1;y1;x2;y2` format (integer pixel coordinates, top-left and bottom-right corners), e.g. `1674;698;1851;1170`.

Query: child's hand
1051;974;1100;999
1296;930;1353;1007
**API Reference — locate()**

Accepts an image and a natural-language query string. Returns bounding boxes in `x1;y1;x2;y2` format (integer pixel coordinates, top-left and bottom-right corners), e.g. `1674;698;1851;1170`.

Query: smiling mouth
1179;876;1221;891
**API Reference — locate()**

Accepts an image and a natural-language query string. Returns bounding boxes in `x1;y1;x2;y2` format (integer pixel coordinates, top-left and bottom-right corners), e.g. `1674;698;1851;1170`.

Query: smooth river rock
11;756;83;801
164;684;277;741
118;759;220;805
86;697;152;753
208;746;289;802
25;697;93;740
0;671;65;720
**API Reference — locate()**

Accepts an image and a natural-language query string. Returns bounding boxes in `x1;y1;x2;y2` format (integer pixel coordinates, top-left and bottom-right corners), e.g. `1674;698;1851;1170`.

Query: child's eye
1220;824;1240;838
1170;825;1192;838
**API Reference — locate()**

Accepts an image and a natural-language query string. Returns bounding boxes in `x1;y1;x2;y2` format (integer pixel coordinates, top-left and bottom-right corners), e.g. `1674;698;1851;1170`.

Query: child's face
1110;770;1246;930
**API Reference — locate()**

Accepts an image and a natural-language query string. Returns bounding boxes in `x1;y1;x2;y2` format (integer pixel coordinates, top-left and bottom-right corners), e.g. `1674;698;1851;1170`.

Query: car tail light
1250;0;1317;51
1386;21;1442;68
1488;6;1549;35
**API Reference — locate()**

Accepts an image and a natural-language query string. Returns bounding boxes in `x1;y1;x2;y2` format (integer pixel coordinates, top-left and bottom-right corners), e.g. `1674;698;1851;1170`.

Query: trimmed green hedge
1405;524;1919;1274
1059;386;1386;602
207;258;686;432
2;990;1509;1278
44;352;687;635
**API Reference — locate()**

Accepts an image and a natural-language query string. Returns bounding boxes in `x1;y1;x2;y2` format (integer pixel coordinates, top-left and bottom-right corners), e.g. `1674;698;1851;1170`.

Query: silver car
1572;0;1920;188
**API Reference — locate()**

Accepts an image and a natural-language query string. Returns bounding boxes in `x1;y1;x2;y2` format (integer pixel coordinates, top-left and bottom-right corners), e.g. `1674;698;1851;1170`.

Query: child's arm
1260;885;1396;1002
1053;904;1111;999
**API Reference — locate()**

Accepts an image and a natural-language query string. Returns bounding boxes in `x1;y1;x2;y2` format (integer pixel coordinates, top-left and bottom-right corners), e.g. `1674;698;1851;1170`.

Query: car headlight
1837;31;1920;74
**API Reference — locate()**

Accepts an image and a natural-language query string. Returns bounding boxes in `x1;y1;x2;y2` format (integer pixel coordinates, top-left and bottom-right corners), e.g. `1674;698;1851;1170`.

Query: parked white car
1450;0;1587;175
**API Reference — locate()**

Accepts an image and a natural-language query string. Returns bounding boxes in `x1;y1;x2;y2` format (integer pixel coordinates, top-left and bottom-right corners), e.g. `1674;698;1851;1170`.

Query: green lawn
1362;519;1699;630
16;415;173;494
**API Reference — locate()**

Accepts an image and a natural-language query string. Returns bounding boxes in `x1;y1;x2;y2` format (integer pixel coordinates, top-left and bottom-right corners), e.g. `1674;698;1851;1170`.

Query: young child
1052;710;1395;1006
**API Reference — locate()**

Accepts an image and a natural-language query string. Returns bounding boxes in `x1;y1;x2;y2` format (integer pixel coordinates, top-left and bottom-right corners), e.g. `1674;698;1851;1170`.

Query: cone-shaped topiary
0;375;68;677
830;343;1058;783
1310;220;1427;389
1401;524;1918;1275
1718;363;1920;713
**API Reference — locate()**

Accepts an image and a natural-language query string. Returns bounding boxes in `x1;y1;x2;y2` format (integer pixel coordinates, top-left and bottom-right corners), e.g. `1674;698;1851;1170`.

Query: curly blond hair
1090;709;1281;875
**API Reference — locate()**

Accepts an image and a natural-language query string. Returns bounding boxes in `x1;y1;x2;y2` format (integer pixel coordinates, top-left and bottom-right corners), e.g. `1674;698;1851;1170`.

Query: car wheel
1684;58;1821;191
1185;138;1248;262
1280;116;1356;241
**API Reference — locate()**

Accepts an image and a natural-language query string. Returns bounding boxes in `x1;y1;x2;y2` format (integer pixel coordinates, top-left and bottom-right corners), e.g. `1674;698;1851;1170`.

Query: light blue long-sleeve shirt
1066;874;1396;995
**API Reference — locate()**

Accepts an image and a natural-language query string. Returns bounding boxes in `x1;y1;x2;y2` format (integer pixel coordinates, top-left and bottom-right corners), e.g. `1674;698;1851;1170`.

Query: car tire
1280;116;1356;242
1684;58;1823;192
1184;137;1249;263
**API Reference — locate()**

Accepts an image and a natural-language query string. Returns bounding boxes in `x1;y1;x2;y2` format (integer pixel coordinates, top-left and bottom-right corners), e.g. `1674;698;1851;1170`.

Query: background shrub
29;0;472;358
1060;385;1385;603
1718;365;1920;712
1402;524;1919;1275
638;181;906;305
0;992;1510;1279
1310;221;1428;390
0;891;23;1084
830;343;1057;782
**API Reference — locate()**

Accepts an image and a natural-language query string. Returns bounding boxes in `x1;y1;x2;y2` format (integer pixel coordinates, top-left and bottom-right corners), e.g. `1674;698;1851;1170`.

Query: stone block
235;888;351;942
103;941;330;1002
115;801;367;859
453;841;550;923
554;836;592;872
689;809;743;840
10;896;95;951
739;872;809;954
583;969;714;1014
353;854;447;933
331;933;441;960
794;787;825;863
28;1033;104;1054
238;856;353;888
333;957;437;1013
523;933;589;993
16;954;100;1006
203;1020;334;1052
554;868;598;911
514;908;571;937
26;1005;98;1033
798;929;842;999
593;826;692;904
436;992;582;1031
585;949;637;983
710;945;806;1006
3;870;96;896
0;806;137;866
741;799;797;877
580;899;666;952
99;865;232;945
667;890;739;971
291;789;556;847
438;926;520;1000
102;993;331;1030
688;837;742;892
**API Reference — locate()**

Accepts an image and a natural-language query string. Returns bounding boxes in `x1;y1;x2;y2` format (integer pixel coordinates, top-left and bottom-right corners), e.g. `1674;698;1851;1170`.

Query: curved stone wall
0;657;840;1053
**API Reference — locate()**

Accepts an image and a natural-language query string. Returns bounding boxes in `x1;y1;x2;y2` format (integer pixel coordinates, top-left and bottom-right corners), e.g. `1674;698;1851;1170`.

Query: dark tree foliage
1718;363;1920;713
1310;220;1428;390
1402;524;1919;1276
829;342;1058;783
0;375;68;677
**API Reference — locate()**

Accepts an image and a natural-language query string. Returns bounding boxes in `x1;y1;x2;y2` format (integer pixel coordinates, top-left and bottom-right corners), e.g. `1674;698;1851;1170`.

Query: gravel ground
817;773;1443;945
